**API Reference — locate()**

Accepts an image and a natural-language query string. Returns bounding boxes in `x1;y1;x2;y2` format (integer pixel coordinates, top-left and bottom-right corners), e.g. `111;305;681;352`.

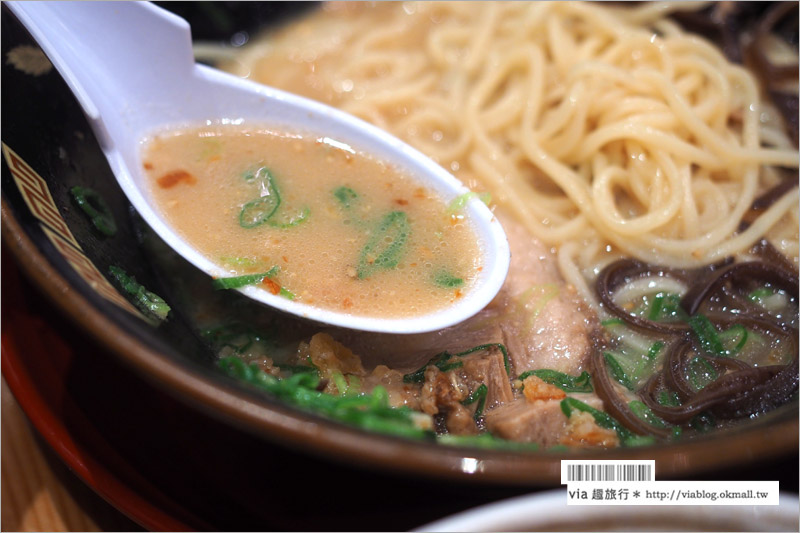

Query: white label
561;460;655;484
565;480;780;505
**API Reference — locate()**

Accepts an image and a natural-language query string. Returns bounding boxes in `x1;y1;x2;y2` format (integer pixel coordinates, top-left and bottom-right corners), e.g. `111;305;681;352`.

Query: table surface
1;379;140;532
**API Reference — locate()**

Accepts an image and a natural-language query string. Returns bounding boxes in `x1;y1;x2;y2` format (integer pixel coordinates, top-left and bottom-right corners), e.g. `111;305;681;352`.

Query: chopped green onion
748;287;775;302
211;266;280;290
601;317;625;327
560;397;636;445
279;287;296;300
689;314;729;357
517;369;593;393
219;357;432;439
603;352;634;390
219;256;261;268
446;191;492;214
433;269;464;288
646;341;665;361
657;390;681;407
687;356;718;391
240;194;281;228
70;186;117;236
718;324;748;354
267;206;310;229
239;168;281;228
461;383;488;420
333;186;358;208
108;266;170;321
357;211;410;279
629;400;667;429
646;292;686;322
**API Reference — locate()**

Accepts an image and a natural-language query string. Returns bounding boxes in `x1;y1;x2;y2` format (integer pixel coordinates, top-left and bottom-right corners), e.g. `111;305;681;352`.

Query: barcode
561;460;655;483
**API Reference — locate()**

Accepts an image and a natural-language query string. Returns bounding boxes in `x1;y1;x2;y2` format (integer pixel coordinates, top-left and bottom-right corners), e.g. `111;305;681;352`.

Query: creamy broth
142;125;483;317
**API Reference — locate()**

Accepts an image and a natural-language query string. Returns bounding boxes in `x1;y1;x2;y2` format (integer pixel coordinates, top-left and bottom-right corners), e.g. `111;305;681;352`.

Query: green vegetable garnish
517;369;593;393
211;266;280;290
266;206;310;229
603;352;634;390
461;383;488;420
240;194;281;228
446;191;492;214
356;211;410;279
657;390;681;407
70;186;117;236
107;266;170;322
646;292;687;322
239;167;281;228
218;357;432;439
687;356;718;391
433;269;464;288
333;186;358;208
629;400;667;429
560;397;645;446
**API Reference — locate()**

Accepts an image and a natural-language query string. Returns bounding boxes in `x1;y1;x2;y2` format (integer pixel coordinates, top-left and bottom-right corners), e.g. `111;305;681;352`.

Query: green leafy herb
687;356;718;391
603;352;634;390
629;400;667;429
748;287;775;302
218;357;432;439
357;211;410;279
646;292;687;322
107;266;170;321
211;266;280;290
517;369;593;393
446;191;492;214
70;186;117;236
646;341;665;361
333;186;358;208
689;314;730;357
717;324;748;354
461;383;488;420
657;390;681;407
239;167;281;228
560;397;637;445
433;269;464;288
266;206;310;229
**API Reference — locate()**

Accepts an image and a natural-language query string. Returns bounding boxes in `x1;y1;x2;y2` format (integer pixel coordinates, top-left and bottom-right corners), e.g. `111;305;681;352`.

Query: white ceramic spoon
7;1;510;334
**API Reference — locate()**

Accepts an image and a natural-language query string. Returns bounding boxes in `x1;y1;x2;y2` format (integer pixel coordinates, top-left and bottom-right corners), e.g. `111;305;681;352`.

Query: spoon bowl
7;0;509;334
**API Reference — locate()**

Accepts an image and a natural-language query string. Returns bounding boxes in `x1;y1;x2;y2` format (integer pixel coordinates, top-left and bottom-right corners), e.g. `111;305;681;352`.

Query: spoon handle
7;1;193;149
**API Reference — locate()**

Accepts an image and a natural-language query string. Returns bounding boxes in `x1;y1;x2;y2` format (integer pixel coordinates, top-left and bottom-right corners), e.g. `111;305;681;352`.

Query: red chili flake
394;198;409;206
261;277;281;295
157;170;196;188
282;255;289;263
342;297;353;309
454;289;463;299
143;161;154;170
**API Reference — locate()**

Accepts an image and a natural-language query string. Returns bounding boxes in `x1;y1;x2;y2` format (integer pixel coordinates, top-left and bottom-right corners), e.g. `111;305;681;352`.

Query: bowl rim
2;198;799;485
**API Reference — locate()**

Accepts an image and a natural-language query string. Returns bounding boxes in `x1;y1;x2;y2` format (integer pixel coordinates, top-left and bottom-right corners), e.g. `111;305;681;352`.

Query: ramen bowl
2;2;798;491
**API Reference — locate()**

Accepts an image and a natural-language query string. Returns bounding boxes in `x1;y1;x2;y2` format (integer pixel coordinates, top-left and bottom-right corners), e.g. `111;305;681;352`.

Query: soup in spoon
142;124;484;318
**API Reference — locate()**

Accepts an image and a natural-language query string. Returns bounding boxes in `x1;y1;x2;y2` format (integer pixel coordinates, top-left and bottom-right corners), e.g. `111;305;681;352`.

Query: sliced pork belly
495;213;599;376
485;393;613;448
